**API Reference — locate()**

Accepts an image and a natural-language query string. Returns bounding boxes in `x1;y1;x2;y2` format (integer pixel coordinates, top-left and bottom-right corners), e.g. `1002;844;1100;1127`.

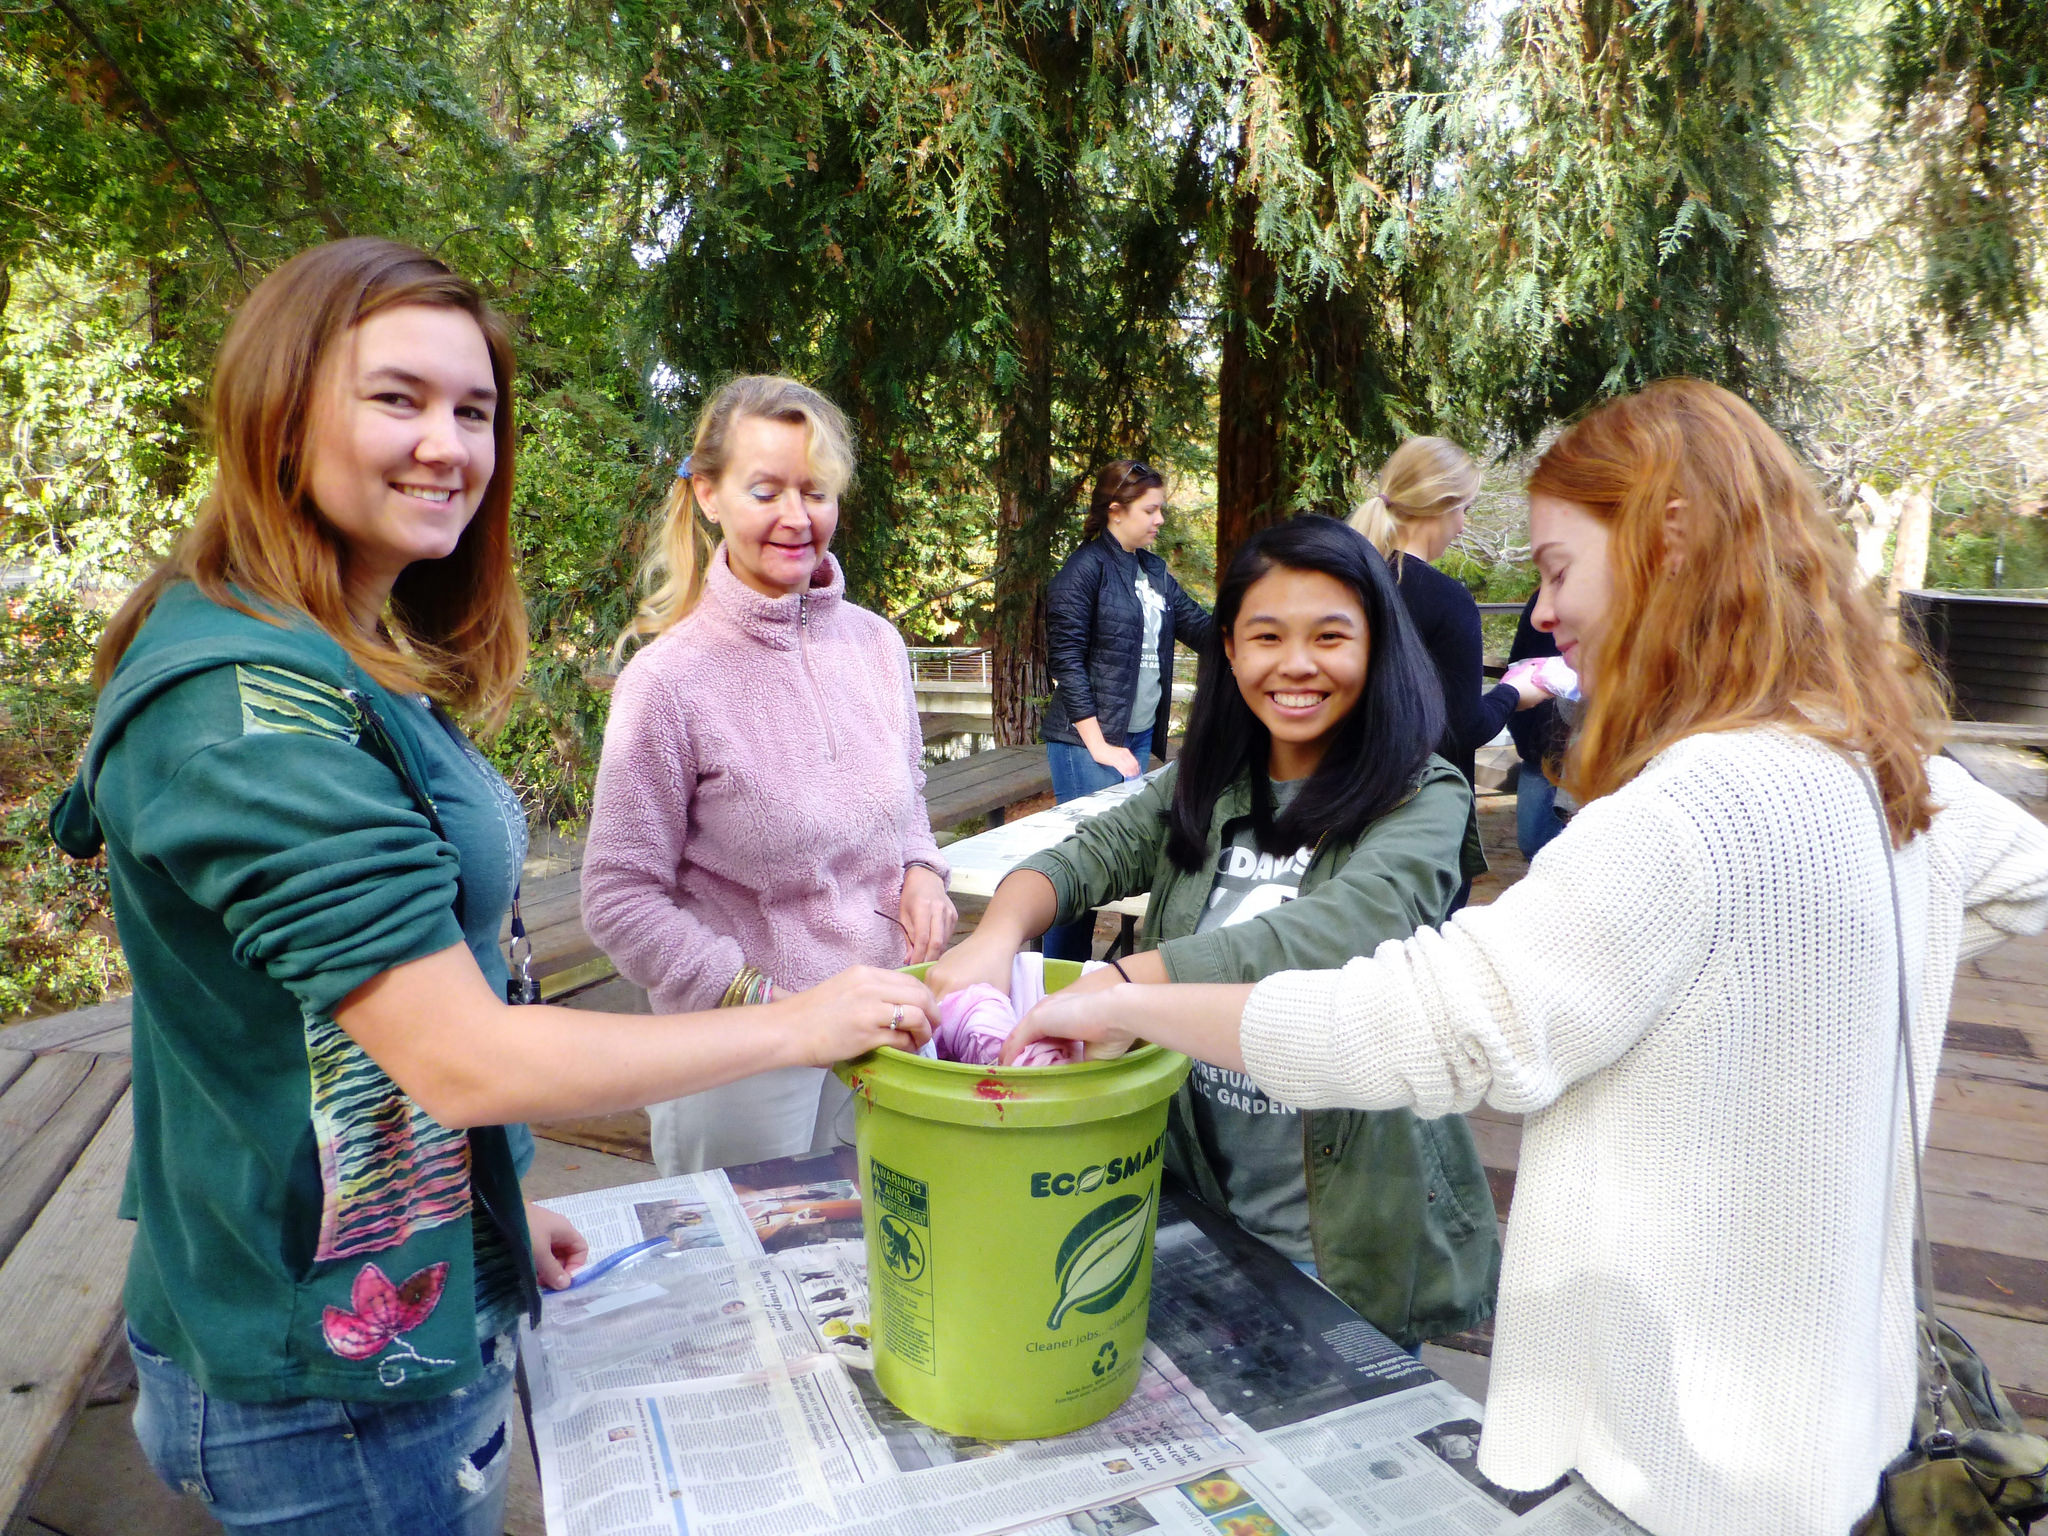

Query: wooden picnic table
0;1006;136;1523
922;744;1053;831
939;767;1162;953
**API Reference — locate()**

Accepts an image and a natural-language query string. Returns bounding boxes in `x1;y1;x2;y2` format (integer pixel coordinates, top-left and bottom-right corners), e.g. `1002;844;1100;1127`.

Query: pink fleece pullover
581;547;947;1012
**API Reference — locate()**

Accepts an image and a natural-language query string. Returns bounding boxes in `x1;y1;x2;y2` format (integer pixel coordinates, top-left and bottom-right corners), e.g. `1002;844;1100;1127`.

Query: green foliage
1406;0;1808;443
1882;0;2048;347
0;593;127;1016
1925;510;2048;589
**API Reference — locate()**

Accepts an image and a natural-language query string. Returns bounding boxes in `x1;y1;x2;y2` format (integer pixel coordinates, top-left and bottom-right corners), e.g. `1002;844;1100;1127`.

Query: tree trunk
990;161;1059;747
1215;187;1286;578
1849;482;1902;585
988;27;1083;748
1885;481;1934;608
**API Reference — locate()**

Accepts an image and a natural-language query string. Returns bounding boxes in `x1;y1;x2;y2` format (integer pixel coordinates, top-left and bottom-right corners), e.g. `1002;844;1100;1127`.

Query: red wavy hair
1529;379;1947;845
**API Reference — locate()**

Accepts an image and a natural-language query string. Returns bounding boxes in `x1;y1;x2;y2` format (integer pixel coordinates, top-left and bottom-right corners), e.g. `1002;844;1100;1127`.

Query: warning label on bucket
871;1157;935;1374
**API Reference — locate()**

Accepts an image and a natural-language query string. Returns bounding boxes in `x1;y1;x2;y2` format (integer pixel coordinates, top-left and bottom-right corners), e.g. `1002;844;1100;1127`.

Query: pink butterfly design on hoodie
322;1261;458;1385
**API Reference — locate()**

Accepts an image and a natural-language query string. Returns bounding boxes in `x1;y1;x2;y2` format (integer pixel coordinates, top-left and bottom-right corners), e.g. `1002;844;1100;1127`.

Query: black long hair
1165;515;1446;872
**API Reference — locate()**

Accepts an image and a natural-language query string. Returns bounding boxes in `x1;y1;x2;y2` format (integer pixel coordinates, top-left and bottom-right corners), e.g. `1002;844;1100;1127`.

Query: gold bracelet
721;966;775;1008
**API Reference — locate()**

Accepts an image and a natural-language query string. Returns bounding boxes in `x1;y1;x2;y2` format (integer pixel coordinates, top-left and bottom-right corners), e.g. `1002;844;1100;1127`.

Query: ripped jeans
127;1325;515;1535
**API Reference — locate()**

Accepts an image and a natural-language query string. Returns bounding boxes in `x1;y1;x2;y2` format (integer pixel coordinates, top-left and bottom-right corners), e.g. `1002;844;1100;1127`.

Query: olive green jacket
1017;759;1501;1347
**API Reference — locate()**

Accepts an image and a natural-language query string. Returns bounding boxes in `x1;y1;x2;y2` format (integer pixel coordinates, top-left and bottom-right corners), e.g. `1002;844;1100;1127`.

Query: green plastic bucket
834;960;1191;1440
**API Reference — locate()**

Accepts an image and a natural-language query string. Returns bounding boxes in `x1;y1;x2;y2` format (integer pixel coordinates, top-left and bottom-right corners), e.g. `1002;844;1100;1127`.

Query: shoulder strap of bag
1856;766;1957;1453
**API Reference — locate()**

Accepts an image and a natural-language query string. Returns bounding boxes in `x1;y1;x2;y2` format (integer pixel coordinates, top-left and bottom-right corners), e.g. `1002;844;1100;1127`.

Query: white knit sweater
1240;728;2048;1536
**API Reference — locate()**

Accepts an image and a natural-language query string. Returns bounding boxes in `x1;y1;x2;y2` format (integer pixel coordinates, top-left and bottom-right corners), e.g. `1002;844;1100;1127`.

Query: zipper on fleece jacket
798;593;840;762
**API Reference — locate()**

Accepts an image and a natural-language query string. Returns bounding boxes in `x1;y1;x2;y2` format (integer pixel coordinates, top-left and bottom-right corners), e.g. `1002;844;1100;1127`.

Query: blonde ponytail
615;475;712;660
1348;491;1397;555
1353;437;1481;562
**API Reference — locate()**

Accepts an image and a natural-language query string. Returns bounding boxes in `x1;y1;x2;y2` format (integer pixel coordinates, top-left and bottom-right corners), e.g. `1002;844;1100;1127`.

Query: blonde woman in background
1352;438;1538;908
582;375;957;1175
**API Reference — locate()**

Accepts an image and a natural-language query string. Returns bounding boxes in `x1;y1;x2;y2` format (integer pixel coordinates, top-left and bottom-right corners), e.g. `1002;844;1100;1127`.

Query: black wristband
1109;958;1134;984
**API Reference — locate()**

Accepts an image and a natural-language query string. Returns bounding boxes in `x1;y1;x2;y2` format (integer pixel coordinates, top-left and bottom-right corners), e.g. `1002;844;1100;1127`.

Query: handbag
1851;769;2048;1536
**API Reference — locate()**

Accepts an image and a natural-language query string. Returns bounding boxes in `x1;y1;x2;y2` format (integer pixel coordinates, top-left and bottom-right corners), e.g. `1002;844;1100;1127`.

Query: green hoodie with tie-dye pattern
50;582;538;1404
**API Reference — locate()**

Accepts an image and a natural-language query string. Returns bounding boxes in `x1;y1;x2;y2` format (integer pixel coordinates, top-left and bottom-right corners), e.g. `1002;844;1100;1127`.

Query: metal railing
907;647;993;685
910;647;1205;687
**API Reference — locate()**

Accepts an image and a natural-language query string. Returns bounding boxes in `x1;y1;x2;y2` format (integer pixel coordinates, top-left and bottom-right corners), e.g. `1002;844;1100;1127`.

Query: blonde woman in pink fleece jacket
584;376;956;1175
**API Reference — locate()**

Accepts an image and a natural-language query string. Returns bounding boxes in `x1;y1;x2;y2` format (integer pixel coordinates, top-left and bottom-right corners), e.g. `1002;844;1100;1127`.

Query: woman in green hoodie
929;515;1512;1350
54;238;934;1536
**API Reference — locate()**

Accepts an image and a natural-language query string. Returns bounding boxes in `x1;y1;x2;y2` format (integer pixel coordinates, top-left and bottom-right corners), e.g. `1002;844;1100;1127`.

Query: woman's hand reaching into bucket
1000;981;1259;1069
925;868;1060;1000
924;930;1015;1001
774;966;936;1064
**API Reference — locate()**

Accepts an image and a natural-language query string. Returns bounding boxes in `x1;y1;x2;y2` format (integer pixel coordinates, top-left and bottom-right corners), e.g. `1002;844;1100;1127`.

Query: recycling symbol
1091;1340;1120;1379
877;1213;926;1281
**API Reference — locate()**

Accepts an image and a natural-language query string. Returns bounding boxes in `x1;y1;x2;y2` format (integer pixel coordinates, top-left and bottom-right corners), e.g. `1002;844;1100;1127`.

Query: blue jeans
1516;767;1567;859
128;1325;516;1535
1042;727;1152;962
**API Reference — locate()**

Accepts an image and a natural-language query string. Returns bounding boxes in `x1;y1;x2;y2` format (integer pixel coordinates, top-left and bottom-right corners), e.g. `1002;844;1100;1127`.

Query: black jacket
1041;534;1213;752
1504;591;1569;771
1391;552;1519;790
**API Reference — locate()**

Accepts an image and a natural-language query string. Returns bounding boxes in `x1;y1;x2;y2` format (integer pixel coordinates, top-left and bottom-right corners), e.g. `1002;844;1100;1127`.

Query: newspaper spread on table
524;1151;1649;1536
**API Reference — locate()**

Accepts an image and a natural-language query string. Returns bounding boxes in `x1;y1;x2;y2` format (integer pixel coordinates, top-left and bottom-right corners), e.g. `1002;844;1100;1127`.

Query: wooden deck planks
0;998;133;1055
0;1055;134;1269
0;1095;135;1522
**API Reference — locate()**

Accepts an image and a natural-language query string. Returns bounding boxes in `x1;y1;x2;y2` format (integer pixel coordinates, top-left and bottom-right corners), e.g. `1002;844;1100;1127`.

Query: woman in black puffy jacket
1039;459;1213;959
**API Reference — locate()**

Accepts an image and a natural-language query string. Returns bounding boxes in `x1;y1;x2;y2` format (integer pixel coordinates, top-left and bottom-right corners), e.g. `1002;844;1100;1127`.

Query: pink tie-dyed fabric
932;982;1081;1067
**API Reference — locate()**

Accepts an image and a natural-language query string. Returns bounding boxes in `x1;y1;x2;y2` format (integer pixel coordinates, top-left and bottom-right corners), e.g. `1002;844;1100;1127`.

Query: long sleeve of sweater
1931;753;2048;957
1397;556;1517;780
889;634;946;877
1240;778;1713;1117
580;662;746;1005
1433;591;1518;759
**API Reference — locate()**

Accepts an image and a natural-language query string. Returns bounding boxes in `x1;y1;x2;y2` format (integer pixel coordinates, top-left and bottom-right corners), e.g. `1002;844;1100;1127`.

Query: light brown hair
1081;459;1166;541
1350;437;1481;555
616;374;854;652
94;238;527;726
1528;378;1946;844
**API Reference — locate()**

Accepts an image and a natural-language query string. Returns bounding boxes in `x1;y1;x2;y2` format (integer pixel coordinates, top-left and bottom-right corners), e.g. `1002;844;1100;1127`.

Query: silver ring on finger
891;1005;904;1029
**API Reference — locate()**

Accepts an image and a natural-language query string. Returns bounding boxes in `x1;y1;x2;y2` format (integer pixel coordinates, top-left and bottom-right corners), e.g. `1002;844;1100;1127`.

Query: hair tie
676;454;692;480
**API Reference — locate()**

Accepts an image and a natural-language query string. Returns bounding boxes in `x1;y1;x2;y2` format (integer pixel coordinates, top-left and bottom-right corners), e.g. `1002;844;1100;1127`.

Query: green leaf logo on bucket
1047;1186;1156;1330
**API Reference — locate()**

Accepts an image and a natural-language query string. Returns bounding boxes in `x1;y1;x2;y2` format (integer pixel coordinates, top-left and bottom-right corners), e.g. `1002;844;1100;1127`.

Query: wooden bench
924;745;1053;832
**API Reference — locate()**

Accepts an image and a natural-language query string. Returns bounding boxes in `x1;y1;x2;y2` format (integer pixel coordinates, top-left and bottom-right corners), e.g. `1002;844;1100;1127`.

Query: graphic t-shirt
1185;779;1316;1261
413;698;533;1342
1127;570;1168;734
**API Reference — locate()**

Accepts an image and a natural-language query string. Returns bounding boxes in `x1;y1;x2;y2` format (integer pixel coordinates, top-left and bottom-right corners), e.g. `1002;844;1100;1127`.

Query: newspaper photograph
1147;1189;1435;1430
1016;1450;1379;1536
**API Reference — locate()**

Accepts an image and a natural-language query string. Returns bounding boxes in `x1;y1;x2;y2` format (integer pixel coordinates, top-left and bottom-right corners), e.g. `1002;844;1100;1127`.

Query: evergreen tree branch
46;0;250;288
